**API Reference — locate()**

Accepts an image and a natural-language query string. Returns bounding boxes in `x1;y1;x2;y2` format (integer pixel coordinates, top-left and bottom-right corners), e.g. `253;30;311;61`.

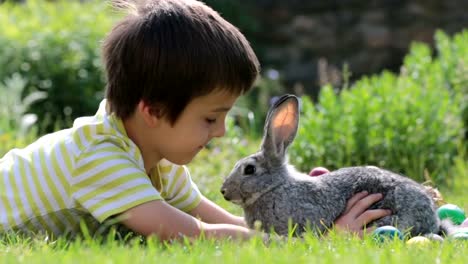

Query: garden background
0;0;467;263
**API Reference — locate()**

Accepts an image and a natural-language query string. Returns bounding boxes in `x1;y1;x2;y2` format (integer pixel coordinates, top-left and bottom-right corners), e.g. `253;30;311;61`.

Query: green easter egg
437;204;466;225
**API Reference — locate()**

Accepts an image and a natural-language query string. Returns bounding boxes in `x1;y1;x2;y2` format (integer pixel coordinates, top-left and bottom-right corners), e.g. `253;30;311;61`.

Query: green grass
0;130;467;263
0;118;466;264
0;228;466;263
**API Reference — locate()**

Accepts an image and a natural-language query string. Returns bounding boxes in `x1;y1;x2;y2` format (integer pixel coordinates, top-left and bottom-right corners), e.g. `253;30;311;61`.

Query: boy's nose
211;123;226;138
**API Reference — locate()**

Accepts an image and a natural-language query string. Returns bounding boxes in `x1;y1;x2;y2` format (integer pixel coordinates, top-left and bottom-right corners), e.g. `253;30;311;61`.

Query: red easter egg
309;167;330;177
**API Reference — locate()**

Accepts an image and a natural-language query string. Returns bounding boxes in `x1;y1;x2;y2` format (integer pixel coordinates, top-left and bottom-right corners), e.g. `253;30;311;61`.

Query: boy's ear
137;100;164;127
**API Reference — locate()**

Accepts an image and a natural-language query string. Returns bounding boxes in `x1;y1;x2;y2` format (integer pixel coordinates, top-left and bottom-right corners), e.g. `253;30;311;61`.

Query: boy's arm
188;194;390;236
120;199;252;241
189;196;247;227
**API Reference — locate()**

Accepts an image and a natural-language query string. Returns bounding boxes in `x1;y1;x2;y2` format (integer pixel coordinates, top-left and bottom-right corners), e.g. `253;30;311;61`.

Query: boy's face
152;90;239;165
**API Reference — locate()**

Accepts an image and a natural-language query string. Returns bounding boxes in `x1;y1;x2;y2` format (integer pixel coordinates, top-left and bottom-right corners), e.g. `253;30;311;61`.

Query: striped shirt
0;100;202;236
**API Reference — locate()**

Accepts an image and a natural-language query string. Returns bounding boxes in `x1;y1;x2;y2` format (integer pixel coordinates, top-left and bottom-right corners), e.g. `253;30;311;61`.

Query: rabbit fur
221;94;446;237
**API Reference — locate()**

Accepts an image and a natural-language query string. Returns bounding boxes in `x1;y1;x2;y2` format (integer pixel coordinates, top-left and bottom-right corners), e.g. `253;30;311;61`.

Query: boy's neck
122;115;162;174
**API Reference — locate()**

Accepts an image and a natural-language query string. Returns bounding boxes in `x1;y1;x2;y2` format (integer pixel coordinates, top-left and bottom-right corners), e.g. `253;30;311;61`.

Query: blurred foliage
434;31;468;141
0;73;46;134
0;1;466;188
203;0;261;35
290;30;467;187
0;0;118;133
0;0;268;134
233;70;285;137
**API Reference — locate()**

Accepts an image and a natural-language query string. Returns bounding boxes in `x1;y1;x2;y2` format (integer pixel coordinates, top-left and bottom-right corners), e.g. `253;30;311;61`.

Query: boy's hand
333;191;391;237
308;167;391;237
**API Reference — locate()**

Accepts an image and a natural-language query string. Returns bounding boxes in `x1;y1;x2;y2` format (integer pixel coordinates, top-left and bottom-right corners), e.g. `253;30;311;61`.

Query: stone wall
233;0;468;96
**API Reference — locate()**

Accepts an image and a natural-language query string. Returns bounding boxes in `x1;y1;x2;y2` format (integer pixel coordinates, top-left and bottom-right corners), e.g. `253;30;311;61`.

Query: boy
0;0;389;241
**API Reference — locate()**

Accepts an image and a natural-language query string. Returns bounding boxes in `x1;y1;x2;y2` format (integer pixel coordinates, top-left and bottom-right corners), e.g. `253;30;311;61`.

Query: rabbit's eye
244;164;256;175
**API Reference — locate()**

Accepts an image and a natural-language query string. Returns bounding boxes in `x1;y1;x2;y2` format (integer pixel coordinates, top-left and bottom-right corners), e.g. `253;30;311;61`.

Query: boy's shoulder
150;159;191;186
71;99;133;153
2;100;130;162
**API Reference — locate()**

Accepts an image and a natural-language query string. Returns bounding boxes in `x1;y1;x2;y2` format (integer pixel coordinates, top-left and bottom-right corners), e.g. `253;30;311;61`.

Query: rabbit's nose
220;189;231;200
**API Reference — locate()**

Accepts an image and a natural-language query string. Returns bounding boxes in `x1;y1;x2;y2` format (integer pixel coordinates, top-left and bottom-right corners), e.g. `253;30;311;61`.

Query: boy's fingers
356;209;392;226
347;193;384;217
335;192;391;237
343;191;369;214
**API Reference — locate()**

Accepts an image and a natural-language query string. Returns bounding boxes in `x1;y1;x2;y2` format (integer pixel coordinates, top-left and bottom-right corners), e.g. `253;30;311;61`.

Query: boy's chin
166;155;196;166
165;148;203;165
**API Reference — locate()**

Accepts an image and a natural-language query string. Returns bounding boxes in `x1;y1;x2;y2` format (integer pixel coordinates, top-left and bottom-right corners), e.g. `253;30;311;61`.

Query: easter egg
455;227;468;235
437;204;466;225
425;233;444;242
406;236;431;246
449;232;468;241
461;218;468;228
372;226;403;243
309;167;329;177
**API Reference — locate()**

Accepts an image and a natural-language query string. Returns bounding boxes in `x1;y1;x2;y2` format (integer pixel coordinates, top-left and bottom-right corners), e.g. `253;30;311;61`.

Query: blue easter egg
372;226;403;243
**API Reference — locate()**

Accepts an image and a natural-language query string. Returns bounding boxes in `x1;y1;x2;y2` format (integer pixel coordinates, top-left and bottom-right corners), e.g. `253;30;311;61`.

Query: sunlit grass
0;119;466;264
0;227;466;264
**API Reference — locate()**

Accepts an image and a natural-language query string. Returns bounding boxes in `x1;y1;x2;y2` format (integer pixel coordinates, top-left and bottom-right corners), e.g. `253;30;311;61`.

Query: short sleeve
71;141;162;222
158;161;202;212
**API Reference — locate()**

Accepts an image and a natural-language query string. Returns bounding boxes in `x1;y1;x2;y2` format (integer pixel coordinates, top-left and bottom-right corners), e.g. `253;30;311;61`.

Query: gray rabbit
221;94;449;237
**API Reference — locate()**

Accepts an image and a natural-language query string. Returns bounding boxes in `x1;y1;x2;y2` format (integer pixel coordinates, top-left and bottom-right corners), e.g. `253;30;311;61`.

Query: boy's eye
205;118;217;124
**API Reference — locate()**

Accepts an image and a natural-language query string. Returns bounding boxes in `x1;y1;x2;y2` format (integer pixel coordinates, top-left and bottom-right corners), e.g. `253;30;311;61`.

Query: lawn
0;233;467;263
0;137;466;264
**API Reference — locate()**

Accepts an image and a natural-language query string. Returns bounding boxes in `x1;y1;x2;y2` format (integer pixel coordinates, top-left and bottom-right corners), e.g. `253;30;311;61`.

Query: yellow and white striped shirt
0;100;202;236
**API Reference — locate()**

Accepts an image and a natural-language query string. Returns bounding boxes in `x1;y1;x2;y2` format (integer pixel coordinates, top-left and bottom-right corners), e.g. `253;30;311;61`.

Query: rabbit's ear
261;95;299;163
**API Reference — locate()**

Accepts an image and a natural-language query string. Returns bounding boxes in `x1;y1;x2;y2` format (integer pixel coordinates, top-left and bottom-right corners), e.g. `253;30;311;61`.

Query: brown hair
102;0;260;124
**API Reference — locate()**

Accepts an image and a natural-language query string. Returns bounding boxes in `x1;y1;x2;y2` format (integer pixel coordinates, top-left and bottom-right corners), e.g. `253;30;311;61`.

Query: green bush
0;0;117;132
233;73;285;137
0;0;271;134
434;31;468;141
290;31;467;187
